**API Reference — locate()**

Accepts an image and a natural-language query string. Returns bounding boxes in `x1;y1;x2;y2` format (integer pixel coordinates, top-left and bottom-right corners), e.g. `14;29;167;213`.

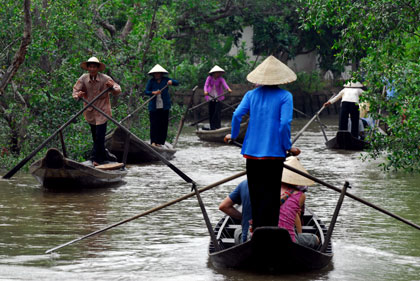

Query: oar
292;93;336;145
230;141;420;231
282;162;420;231
189;101;241;127
173;85;198;148
187;91;229;112
117;84;169;126
293;108;327;129
45;170;247;254
2;87;113;179
292;105;326;145
78;97;220;251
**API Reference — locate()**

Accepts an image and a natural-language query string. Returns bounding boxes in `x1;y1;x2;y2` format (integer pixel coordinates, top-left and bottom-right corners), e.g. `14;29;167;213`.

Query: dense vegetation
1;0;418;172
299;0;420;171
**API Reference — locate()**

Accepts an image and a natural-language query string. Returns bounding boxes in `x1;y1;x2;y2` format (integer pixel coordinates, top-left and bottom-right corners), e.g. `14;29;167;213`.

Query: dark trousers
89;122;107;163
246;158;285;230
208;100;221;130
149;109;169;145
339;101;359;138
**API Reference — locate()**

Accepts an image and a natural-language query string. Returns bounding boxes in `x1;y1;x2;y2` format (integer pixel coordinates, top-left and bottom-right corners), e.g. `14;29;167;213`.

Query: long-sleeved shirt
203;76;230;101
145;77;179;111
329;87;364;104
73;73;121;125
231;86;293;158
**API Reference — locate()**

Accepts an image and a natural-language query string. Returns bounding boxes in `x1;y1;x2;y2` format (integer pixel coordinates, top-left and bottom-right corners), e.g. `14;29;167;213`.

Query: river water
0;117;419;281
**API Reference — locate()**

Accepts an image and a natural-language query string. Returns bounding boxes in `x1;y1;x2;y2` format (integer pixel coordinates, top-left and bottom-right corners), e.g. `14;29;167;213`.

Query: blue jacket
231;86;293;158
145;77;179;111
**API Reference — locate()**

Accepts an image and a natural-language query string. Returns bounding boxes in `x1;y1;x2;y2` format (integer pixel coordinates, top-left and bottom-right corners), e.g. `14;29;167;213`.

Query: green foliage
285;71;326;94
300;0;420;172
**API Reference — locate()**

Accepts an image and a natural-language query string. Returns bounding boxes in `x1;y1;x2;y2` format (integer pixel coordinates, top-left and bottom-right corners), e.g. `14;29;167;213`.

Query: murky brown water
1;117;419;281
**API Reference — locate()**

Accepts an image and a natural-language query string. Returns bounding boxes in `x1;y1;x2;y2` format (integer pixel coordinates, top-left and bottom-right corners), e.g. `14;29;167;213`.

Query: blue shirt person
219;180;251;243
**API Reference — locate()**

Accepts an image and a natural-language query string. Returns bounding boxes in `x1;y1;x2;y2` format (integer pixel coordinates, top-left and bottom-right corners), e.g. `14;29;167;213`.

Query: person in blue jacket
145;64;179;146
224;55;299;231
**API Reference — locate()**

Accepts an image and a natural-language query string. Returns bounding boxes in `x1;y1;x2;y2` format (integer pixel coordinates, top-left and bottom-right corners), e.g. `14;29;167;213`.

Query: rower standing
224;55;299;231
203;65;232;130
72;57;121;165
145;64;179;147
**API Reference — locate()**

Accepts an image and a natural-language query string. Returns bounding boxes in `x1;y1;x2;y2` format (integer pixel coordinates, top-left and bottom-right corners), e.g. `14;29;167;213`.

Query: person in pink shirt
278;157;320;249
203;65;232;130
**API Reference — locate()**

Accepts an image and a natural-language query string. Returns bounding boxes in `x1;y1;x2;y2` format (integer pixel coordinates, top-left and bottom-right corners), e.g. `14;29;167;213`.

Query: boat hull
29;148;127;190
209;208;333;272
196;122;248;143
105;127;176;163
326;130;368;150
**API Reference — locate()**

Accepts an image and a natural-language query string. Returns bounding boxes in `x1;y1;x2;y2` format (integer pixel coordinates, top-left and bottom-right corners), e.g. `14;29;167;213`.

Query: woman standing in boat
324;81;364;138
145;64;179;147
73;57;121;165
224;55;299;231
203;65;232;130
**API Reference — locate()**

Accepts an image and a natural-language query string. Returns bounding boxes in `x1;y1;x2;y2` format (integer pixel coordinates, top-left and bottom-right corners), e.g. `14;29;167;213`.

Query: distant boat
326;130;368;150
105;127;176;163
196;121;248;143
208;207;333;272
29;148;127;189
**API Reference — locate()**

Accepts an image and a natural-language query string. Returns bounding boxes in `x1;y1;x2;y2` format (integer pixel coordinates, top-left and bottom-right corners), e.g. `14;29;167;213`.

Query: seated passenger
278;157;320;249
219;180;251;244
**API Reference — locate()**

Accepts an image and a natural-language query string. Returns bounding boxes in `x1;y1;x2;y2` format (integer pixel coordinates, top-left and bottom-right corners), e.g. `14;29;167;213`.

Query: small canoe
326;130;368;150
208;207;333;272
196;121;248;143
105;127;176;163
29;148;127;189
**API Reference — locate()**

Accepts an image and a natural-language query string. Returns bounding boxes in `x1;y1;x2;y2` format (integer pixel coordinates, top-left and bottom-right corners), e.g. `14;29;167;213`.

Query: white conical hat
282;156;314;186
148;64;169;75
209;65;225;74
344;81;363;88
80;57;106;72
247;55;297;85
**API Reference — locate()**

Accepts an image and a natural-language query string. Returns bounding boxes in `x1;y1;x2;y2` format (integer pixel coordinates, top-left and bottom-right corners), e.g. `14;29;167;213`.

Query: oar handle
188;91;229;112
45;170;247;253
118;84;169;125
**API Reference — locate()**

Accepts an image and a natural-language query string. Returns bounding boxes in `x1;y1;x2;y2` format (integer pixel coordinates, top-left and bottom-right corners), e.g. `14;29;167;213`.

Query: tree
0;0;31;154
299;0;420;172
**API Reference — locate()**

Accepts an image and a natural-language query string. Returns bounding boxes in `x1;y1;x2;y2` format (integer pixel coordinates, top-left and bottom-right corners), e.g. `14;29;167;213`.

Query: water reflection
0;116;419;280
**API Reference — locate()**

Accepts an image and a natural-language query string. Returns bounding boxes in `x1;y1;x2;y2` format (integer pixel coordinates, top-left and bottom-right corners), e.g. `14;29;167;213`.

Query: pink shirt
203;76;229;101
278;191;303;242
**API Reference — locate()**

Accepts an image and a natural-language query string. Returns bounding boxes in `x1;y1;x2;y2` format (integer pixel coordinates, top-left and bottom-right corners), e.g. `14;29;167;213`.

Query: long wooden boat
326;130;368;150
29;148;127;189
196;121;248;143
105;127;176;163
208;207;333;272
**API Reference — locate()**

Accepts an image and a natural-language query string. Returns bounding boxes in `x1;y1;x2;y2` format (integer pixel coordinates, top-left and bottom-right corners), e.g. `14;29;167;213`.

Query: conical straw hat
247;55;297;85
282;156;314;186
344;81;363;88
148;64;169;75
80;57;106;72
209;65;225;74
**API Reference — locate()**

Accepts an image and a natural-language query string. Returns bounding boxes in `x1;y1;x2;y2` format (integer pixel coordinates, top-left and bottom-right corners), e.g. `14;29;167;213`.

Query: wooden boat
326;130;368;150
29;148;127;189
208;207;333;272
105;127;176;163
196;121;248;143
